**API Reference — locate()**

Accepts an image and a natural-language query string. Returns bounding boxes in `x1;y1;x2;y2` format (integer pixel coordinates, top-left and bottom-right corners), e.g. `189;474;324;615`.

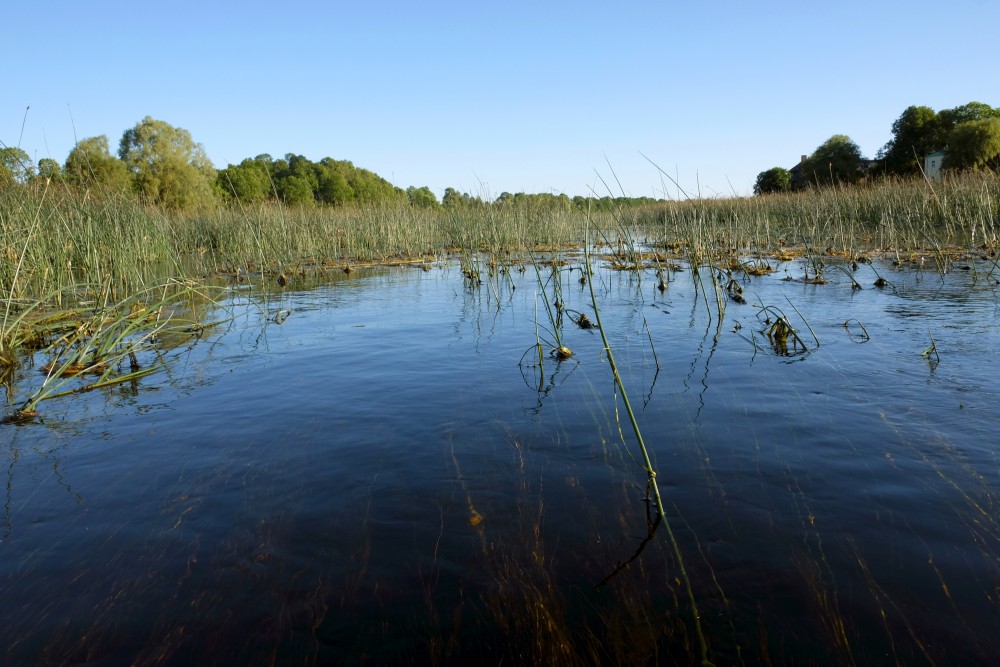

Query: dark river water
2;256;998;666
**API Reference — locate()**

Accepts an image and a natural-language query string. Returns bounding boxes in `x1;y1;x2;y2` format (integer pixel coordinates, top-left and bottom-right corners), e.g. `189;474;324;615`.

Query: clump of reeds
2;279;226;423
636;170;999;267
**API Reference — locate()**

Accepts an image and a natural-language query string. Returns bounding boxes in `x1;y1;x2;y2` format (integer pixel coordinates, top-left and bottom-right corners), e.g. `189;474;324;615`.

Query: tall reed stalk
583;225;715;667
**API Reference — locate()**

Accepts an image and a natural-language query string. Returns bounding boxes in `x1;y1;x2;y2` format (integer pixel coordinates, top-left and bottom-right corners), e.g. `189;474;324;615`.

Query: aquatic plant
582;226;715;666
2;280;227;423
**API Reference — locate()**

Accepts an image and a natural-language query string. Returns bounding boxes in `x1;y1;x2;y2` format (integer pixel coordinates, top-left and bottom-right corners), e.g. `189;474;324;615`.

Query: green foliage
316;161;354;205
407;185;439;208
878;105;940;175
119;116;216;210
215;158;271;204
0;147;33;184
349;164;404;204
213;153;403;208
936;101;1000;132
280;175;316;207
753;167;792;195
64;135;132;192
802;135;865;187
878;102;1000;176
36;158;63;182
442;187;482;208
943;118;1000;171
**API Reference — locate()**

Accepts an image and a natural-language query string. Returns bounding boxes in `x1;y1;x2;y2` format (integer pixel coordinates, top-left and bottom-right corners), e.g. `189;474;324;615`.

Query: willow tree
64;135;132;192
944;118;1000;172
0;147;33;184
118;116;216;210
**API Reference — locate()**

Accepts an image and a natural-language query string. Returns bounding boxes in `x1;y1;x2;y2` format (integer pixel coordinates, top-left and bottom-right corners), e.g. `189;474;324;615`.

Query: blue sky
4;1;997;199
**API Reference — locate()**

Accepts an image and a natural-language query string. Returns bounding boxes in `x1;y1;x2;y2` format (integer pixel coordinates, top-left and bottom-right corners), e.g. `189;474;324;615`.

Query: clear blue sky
4;1;997;199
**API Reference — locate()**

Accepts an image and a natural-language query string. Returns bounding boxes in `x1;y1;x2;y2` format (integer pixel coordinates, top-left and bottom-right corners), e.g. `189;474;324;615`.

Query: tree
936;101;1000;135
36;158;63;182
802;135;865;187
442;187;461;208
119;116;216;210
0;147;33;184
943;118;1000;172
316;164;354;205
406;185;438;208
878;105;939;175
216;158;271;204
753;167;792;195
64;135;132;192
279;175;316;206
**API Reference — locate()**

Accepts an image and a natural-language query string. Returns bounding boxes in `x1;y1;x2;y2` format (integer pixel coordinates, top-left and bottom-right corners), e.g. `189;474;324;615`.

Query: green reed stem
584;224;714;667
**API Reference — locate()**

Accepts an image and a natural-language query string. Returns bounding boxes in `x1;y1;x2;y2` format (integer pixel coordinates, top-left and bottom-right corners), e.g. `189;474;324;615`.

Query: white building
924;150;946;182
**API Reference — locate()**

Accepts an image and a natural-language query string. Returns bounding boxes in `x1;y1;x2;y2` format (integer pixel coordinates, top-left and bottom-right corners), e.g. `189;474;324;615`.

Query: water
2;257;998;665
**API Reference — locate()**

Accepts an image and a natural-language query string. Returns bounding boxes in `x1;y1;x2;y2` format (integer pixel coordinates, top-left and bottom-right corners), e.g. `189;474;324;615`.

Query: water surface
2;257;998;665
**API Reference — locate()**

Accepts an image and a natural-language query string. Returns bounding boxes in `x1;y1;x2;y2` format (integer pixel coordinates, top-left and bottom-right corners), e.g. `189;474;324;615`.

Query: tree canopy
878;105;940;175
943;118;1000;172
216;153;404;207
407;185;439;208
753;167;792;195
36;158;63;182
0;147;33;184
5;114;675;211
802;135;865;187
64;135;132;192
877;101;1000;176
119;116;216;210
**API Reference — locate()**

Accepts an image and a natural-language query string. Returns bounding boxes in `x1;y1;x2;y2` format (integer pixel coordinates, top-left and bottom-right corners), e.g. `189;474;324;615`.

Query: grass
5;169;997;304
638;171;998;269
2;279;227;423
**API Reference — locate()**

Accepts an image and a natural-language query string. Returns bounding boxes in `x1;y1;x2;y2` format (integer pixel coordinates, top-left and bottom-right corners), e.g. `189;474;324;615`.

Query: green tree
36;158;63;182
936;101;1000;135
64;135;132;192
753;167;792;195
802;135;865;186
316;162;355;205
407;185;439;208
878;105;939;175
0;146;33;184
118;116;216;210
216;158;271;204
272;154;319;205
279;175;315;206
943;118;1000;171
442;187;464;208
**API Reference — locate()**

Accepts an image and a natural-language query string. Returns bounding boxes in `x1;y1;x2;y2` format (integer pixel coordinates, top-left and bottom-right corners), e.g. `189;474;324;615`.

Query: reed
3;279;227;423
639;170;999;262
582;225;715;667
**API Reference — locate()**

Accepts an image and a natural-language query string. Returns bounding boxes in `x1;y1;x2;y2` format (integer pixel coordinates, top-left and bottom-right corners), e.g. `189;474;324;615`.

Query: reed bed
2;182;597;294
639;171;999;267
5;170;996;305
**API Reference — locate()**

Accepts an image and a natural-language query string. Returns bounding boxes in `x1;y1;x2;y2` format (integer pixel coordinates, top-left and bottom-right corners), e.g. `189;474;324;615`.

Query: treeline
754;101;1000;195
1;116;662;212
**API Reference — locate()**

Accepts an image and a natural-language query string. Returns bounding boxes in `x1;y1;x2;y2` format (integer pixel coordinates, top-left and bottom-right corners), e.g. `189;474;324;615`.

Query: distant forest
0;116;661;212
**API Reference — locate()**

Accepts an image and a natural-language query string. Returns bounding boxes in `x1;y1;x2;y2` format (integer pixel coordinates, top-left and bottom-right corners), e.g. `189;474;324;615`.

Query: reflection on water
1;259;998;665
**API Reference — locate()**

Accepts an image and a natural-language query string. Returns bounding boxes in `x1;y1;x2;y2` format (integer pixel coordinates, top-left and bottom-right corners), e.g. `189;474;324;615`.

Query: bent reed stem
583;223;715;667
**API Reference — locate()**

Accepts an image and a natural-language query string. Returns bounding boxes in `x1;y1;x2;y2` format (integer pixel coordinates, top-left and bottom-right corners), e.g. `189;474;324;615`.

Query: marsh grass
2;279;227;422
641;171;998;266
5;169;995;307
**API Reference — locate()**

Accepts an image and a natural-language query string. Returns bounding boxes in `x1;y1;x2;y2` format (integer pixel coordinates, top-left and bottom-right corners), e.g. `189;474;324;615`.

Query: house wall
924;151;945;182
